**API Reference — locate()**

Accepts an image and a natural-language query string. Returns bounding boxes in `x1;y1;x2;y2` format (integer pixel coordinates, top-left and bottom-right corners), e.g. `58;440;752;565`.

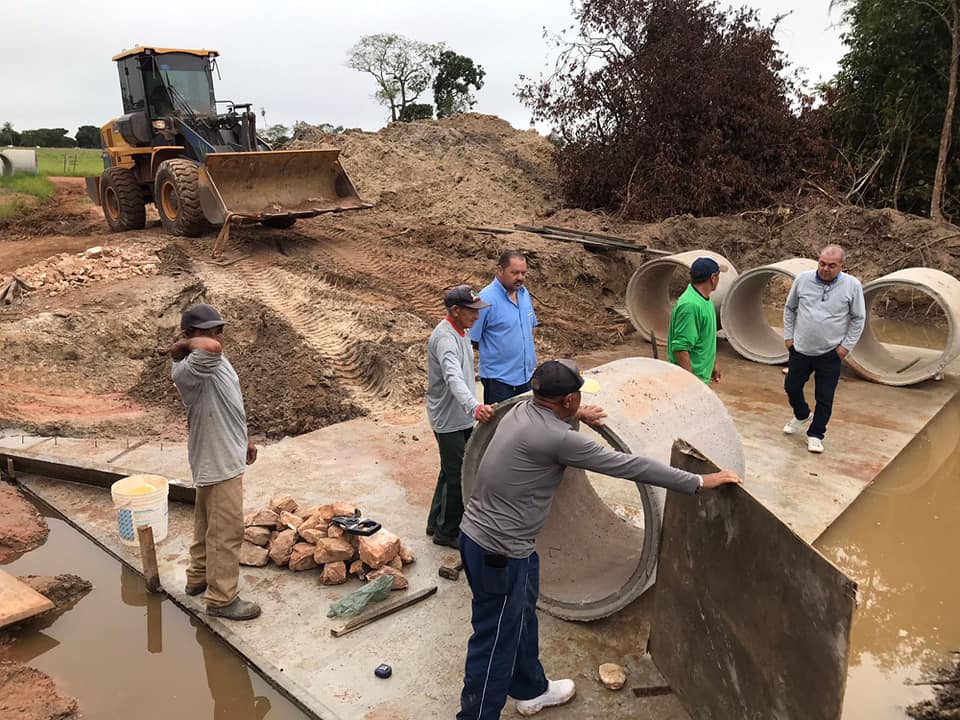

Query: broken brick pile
10;245;161;296
240;494;415;589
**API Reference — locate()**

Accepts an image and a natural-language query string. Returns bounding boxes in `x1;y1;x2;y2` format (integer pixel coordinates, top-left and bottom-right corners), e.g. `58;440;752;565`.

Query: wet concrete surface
1;497;310;720
817;393;960;719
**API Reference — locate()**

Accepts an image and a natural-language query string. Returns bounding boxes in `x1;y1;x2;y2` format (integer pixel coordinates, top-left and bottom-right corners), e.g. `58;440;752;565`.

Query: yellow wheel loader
86;46;367;248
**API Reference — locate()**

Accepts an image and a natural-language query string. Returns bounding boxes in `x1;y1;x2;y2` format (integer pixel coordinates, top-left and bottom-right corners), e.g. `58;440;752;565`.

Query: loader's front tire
101;167;146;232
155;159;209;237
261;216;297;229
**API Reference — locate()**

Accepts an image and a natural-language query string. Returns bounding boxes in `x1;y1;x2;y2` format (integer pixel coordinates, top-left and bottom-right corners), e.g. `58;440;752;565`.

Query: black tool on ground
375;663;392;679
331;516;382;536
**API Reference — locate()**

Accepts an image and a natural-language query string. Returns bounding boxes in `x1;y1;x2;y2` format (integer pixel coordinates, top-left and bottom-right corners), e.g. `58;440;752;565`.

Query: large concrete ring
846;268;960;386
721;258;817;364
0;148;38;176
625;250;738;342
462;357;745;621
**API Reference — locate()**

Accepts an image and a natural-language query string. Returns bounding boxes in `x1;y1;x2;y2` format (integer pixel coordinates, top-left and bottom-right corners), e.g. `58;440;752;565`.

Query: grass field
31;147;104;176
0;175;56;219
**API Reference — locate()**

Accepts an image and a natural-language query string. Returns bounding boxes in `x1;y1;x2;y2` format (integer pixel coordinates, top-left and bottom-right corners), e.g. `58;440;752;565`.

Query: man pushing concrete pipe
455;358;742;719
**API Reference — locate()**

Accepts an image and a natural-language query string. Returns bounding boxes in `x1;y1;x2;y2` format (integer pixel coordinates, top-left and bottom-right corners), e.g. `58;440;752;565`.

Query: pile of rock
10;245;160;296
241;494;415;588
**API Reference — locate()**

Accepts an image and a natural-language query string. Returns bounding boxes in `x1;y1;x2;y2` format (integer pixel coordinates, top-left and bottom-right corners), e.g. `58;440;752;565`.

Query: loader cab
115;48;217;120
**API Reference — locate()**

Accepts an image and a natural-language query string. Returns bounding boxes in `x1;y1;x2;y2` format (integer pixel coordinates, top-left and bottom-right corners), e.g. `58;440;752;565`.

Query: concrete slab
8;341;957;718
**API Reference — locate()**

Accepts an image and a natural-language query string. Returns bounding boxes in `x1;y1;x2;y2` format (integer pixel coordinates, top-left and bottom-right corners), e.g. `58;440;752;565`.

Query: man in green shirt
667;257;727;384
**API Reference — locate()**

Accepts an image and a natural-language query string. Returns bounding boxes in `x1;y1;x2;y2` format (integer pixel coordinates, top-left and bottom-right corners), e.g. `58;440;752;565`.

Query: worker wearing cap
426;286;498;548
168;304;260;621
470;250;539;404
456;359;742;719
782;244;865;454
667;257;727;384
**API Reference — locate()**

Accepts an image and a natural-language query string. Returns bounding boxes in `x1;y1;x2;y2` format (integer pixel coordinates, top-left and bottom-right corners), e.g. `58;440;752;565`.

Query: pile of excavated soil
289;113;559;225
0;662;78;720
0;483;49;562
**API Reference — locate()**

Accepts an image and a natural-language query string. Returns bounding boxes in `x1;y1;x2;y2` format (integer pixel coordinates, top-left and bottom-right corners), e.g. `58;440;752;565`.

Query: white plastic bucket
110;474;169;547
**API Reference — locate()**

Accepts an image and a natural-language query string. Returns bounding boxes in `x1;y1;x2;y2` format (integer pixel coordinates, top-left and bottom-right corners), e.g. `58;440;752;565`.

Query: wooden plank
138;526;161;593
0;569;55;628
330;585;437;638
649;441;856;720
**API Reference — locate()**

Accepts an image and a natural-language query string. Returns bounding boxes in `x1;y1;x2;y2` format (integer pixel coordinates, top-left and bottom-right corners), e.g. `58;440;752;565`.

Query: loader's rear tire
261;216;297;229
155;159;209;237
101;167;146;232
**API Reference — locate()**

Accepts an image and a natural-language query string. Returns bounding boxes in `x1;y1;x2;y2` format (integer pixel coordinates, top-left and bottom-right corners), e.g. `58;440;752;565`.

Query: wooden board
0;569;54;628
649;441;857;720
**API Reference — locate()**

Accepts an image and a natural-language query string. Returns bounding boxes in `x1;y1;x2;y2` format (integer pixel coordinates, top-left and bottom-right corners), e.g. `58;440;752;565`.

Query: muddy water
816;393;960;719
2;499;310;720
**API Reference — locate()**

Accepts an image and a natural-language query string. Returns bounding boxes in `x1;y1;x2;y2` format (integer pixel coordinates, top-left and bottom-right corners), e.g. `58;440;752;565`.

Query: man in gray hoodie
426;285;496;548
783;245;866;453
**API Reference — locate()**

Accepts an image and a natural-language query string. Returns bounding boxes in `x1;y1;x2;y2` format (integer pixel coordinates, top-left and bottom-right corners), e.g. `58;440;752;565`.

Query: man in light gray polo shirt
170;304;260;621
456;359;742;719
426;285;496;548
783;245;866;453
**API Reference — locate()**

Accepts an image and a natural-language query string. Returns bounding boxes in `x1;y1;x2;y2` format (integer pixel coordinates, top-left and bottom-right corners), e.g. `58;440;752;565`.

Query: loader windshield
142;53;215;118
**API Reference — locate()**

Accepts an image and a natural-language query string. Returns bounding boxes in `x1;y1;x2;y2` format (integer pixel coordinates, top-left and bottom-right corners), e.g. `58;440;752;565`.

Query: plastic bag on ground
326;574;394;618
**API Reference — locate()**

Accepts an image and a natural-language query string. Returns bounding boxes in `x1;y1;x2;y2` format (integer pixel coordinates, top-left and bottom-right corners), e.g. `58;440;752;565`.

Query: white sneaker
807;437;824;453
783;415;811;435
516;679;576;716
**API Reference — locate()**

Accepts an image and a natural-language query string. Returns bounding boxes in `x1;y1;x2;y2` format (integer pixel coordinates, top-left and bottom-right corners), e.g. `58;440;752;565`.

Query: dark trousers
784;347;843;439
457;533;548;720
427;428;472;537
481;378;530;405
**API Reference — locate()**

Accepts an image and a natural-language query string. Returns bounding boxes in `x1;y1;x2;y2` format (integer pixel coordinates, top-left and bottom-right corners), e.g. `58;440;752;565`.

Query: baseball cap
690;257;729;282
531;359;600;396
180;304;228;331
444;285;491;310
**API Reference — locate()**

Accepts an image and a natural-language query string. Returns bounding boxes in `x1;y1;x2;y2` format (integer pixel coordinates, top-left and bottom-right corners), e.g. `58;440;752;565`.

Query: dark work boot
184;582;207;596
206;596;261;621
432;531;460;548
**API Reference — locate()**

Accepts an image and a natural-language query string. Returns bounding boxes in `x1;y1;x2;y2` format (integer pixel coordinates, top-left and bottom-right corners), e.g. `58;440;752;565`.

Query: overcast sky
0;1;847;137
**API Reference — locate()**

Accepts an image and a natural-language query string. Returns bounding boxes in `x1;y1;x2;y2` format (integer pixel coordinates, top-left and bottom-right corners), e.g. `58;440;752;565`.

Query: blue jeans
480;378;530;405
457;533;548;719
784;346;842;439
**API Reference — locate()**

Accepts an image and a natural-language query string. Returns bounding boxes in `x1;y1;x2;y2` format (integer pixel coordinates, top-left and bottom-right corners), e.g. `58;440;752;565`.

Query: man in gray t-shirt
782;244;866;454
456;359;742;720
425;285;496;548
170;304;260;621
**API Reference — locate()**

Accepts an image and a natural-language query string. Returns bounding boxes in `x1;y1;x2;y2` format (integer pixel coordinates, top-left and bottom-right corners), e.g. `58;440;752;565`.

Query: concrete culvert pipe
462;357;745;622
721;258;817;364
846;268;960;386
0;148;39;176
625;250;738;342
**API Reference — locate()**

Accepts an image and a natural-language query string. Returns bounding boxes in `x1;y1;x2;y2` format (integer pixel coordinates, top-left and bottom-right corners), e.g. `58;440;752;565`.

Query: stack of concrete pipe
0;148;38;176
625;250;960;386
462;357;745;621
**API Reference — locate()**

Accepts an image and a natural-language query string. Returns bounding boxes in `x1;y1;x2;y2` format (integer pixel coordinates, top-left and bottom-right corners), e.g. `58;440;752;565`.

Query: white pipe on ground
462;357;745;621
0;148;38;176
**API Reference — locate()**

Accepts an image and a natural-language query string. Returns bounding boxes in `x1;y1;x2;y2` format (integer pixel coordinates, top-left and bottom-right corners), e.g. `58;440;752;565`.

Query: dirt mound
0;483;49;563
288;113;559;225
17;574;93;613
10;244;160;296
0;178;104;239
0;661;78;720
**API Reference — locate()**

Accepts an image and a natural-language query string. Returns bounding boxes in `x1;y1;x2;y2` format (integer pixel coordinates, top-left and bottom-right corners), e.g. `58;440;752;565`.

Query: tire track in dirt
304;223;447;321
197;255;403;416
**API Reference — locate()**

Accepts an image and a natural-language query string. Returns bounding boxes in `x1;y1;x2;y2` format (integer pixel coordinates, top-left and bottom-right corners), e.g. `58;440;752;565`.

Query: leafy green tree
260;123;291;147
828;0;960;218
0;121;20;146
347;34;442;122
18;128;76;147
75;125;101;148
518;0;824;220
432;50;485;118
398;103;434;121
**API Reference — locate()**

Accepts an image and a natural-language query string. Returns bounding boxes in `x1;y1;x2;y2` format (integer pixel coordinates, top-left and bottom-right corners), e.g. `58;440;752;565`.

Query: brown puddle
816;393;960;719
1;499;311;720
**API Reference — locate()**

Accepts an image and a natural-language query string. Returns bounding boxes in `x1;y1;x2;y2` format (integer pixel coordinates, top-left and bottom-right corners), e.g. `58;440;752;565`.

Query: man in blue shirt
470;251;539;404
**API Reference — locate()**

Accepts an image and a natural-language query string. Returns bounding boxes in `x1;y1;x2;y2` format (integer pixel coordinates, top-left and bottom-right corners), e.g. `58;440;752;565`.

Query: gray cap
180;304;227;330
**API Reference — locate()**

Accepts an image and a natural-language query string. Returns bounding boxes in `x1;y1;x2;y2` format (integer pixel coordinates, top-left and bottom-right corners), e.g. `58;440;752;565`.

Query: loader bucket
197;148;367;225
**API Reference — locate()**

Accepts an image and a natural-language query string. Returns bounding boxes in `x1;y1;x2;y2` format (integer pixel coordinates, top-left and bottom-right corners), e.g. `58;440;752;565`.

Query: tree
828;0;959;217
432;50;485;118
347;34;441;122
75;125;101;148
517;0;825;220
0;121;20;146
18;128;76;148
398;103;434;121
260;123;291;147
